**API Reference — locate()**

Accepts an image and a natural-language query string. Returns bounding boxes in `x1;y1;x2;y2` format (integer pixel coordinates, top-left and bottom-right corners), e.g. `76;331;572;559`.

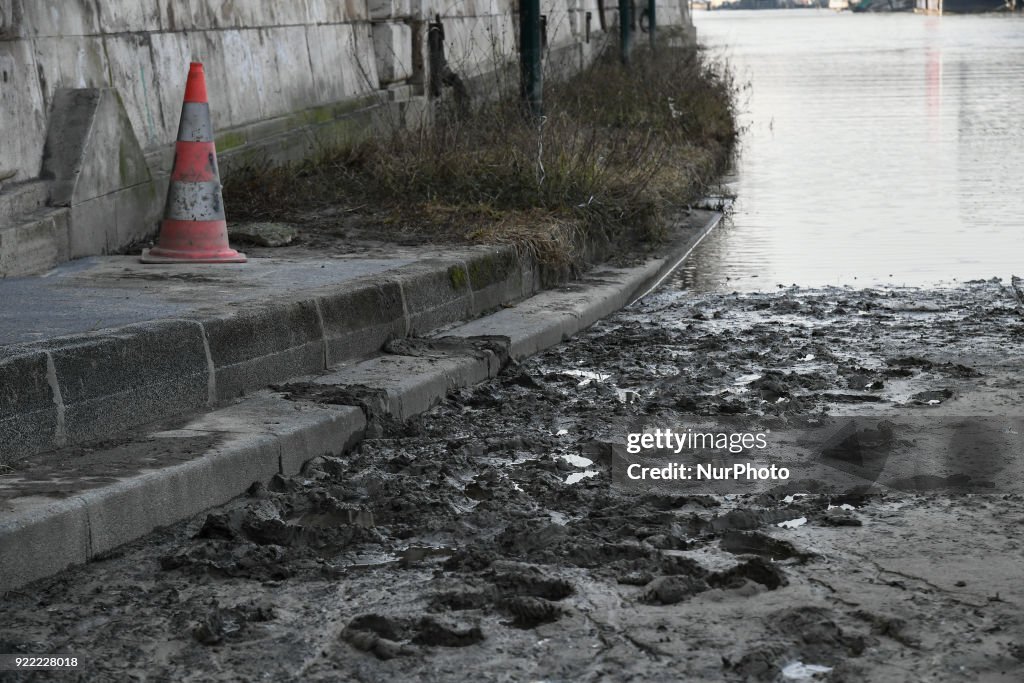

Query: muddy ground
2;280;1023;682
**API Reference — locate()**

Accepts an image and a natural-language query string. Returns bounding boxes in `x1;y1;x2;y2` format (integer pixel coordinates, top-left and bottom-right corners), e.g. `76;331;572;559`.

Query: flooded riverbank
685;11;1024;291
2;281;1022;681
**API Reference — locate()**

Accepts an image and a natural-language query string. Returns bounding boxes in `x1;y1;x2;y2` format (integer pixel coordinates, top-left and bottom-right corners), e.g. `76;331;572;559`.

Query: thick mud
2;281;1024;682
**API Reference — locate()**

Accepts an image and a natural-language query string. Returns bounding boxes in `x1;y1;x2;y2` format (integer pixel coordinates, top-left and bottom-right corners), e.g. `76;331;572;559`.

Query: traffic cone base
142;62;245;264
140;248;246;264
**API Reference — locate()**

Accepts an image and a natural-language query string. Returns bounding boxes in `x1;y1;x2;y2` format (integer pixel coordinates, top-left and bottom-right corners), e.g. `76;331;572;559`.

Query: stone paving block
202;301;325;402
44;320;209;444
0;349;57;463
0;497;90;594
389;261;474;335
316;280;407;366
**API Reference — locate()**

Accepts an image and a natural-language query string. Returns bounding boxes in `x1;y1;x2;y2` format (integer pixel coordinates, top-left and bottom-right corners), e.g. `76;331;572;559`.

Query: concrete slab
0;255;416;345
0;244;541;462
0;390;364;592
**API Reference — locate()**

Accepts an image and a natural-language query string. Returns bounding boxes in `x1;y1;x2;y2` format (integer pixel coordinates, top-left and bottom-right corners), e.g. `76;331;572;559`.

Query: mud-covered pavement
2;280;1024;682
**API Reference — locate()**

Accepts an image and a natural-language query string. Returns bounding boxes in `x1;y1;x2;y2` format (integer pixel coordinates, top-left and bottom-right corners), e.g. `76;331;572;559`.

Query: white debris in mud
827;504;856;511
799;354;816;362
561;454;594;468
565;471;599;485
781;661;833;679
777;517;808;529
782;494;811;504
564;369;611;386
616;388;642;404
733;373;762;385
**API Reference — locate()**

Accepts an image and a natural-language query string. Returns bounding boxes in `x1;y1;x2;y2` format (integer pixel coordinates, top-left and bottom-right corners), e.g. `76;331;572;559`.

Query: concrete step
0;206;70;278
0;244;542;463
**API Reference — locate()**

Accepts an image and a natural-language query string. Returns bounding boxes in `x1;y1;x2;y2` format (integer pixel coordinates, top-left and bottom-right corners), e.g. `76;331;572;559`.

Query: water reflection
676;10;1024;292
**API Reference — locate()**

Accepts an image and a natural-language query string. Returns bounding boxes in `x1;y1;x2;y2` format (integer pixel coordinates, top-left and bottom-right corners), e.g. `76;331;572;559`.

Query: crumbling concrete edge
0;212;720;593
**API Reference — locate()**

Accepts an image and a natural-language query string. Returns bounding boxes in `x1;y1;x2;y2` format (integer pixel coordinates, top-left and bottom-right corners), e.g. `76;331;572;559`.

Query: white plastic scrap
781;661;833;680
782;493;811;504
561;454;594;468
565;471;599;485
777;517;808;529
827;503;856;511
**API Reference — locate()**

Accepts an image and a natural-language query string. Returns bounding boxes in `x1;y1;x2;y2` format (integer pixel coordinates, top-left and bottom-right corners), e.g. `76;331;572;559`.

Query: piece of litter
777;517;808;529
927;399;941;405
555;429;569;436
827;503;856;511
561;454;594;468
800;354;815;362
564;369;611;386
782;493;811;504
565;471;599;485
616;389;641;404
781;661;833;680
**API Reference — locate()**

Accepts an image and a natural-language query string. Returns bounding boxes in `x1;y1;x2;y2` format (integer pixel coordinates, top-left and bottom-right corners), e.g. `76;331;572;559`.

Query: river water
676;10;1024;291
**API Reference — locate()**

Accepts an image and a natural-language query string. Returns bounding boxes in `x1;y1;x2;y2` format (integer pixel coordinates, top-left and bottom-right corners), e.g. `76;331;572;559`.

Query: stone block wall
0;0;694;275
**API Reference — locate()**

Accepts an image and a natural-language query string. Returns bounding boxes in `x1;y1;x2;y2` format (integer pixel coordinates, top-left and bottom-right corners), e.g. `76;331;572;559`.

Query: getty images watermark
612;417;1022;495
624;428;790;482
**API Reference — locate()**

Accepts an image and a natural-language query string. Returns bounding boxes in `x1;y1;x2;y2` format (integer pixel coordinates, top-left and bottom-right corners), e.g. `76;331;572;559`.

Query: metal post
520;0;543;118
648;0;656;51
619;0;631;66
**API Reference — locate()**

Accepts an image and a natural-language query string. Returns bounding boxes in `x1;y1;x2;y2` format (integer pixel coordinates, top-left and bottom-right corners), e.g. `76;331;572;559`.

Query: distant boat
851;0;915;11
914;0;1010;12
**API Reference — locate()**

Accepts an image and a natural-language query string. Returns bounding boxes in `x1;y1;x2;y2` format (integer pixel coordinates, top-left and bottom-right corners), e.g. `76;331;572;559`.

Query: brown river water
678;9;1024;292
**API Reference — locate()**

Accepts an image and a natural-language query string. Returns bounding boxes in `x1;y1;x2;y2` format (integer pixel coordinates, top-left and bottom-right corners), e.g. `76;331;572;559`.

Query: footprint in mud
773;606;868;661
500;595;563;628
709;557;789;591
489;563;575;601
719;530;812;562
910;388;954;405
342;613;485;660
639;575;708;605
191;599;277;646
726;606;867;681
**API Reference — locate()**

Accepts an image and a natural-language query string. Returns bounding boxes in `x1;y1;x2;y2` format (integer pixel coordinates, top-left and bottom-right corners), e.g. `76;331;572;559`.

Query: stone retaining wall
0;0;694;275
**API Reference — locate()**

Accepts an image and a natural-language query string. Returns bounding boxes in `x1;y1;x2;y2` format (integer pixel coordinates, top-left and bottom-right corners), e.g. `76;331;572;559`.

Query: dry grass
223;36;738;269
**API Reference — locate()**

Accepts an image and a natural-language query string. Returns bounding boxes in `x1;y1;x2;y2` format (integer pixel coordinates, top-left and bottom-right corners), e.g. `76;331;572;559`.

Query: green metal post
520;0;543;118
648;0;656;51
618;0;631;66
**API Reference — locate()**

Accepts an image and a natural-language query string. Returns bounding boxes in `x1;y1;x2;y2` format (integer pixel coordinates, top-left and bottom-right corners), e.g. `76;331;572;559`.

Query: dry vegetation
223;36;739;268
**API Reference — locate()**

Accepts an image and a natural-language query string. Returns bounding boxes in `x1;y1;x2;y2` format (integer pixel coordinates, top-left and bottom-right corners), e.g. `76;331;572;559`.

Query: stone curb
0;246;541;464
0;213;720;592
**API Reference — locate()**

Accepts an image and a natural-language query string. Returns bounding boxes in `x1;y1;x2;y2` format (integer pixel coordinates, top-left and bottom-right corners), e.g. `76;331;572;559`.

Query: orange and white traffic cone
141;62;246;263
